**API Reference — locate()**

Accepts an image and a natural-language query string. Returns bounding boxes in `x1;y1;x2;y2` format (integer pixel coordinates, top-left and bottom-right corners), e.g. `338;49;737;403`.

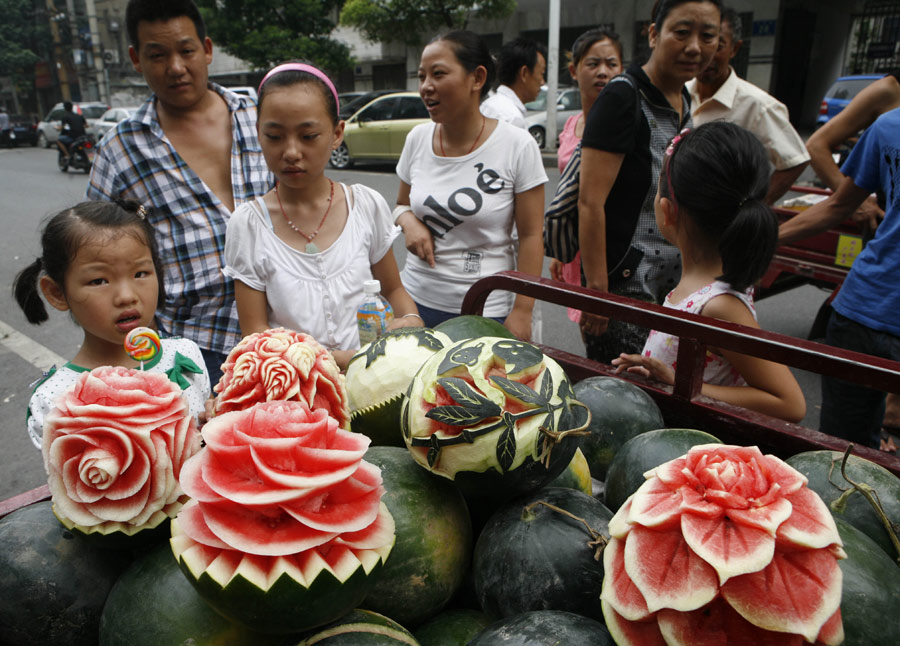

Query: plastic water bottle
357;279;393;346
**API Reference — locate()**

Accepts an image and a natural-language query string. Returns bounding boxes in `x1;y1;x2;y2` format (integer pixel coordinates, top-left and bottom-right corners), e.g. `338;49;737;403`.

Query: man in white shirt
687;8;809;203
481;37;546;130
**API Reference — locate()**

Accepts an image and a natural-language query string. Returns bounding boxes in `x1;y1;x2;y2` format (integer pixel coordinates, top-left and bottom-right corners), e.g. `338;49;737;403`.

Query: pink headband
257;63;340;113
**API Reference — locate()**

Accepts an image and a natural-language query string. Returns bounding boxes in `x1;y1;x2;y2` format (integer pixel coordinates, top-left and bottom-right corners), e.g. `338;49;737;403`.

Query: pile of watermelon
1;317;899;646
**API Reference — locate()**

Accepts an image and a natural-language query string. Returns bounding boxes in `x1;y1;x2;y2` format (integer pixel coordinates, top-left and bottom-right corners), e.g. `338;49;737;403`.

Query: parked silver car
88;107;140;140
524;87;581;149
36;102;108;148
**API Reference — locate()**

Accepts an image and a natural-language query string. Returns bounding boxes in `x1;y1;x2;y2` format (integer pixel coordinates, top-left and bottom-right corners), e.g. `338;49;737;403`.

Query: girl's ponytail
13;259;49;324
665;122;777;291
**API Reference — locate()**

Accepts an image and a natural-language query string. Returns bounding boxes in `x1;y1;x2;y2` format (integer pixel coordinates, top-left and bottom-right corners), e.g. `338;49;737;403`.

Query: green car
330;92;430;169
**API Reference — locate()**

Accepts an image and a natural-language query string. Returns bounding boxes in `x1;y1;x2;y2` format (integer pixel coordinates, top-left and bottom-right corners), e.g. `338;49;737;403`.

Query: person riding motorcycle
57;102;87;159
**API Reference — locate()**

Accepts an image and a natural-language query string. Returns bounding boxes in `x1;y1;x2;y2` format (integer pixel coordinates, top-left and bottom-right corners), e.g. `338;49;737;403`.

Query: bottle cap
363;279;381;294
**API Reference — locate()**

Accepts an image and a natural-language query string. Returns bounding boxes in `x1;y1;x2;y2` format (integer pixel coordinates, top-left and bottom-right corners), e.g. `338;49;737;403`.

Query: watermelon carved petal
600;536;652;621
601;600;667;646
725;497;792;535
608;497;634;539
775;487;842;550
657;599;808;646
629;477;683;529
721;547;843;643
681;512;777;584
623;525;719;613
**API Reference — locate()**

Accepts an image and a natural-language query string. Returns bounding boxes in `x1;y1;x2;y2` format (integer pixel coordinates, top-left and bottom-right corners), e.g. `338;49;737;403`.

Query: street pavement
0;146;828;500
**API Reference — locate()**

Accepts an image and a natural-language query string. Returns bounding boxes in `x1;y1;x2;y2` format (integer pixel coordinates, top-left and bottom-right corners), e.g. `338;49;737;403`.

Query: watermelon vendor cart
460;270;900;479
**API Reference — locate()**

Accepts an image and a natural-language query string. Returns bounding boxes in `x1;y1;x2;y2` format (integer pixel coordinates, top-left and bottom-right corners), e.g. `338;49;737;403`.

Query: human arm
233;280;270;336
614;295;807;422
504;184;545;341
766;161;808;204
394;181;435;268
371;249;423;330
778;174;871;244
577;147;625;335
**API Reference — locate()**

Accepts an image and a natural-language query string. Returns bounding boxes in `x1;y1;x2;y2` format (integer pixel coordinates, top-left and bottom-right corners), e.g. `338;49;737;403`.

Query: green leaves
490;376;548;408
496;413;517;472
425;378;500;427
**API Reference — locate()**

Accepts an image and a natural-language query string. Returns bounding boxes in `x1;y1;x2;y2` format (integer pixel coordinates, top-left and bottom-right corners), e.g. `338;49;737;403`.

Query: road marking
0;320;65;372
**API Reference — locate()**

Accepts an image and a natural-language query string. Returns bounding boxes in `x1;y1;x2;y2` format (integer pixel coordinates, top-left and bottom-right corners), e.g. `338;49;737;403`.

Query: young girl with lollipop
393;30;547;338
223;63;421;370
14;200;211;448
612;122;806;422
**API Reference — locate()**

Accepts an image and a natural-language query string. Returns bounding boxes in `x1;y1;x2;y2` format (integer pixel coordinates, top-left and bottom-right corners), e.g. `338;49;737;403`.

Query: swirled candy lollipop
124;327;161;368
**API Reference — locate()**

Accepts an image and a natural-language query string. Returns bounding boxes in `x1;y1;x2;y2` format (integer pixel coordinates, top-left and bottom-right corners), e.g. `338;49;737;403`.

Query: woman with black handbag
576;0;721;363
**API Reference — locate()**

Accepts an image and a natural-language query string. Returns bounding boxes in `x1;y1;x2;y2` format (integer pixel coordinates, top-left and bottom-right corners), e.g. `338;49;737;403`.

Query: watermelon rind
786;450;900;559
99;542;284;646
433;315;516;342
361;447;473;627
402;336;587;504
467;609;615;646
297;608;419;645
604;428;722;511
0;501;130;646
54;495;187;549
547;447;594;496
572;376;665;480
834;517;900;646
347;328;452;447
170;504;395;635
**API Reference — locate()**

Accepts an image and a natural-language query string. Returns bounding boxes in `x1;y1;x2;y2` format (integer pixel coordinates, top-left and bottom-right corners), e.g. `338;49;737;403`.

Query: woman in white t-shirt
393;30;548;340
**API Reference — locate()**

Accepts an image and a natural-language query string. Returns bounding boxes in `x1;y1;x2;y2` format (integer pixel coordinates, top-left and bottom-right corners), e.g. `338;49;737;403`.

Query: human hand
549;258;564;282
331;349;355;372
851;194;884;232
399;216;435;268
611;352;675;385
387;313;424;330
503;307;532;341
579;311;609;337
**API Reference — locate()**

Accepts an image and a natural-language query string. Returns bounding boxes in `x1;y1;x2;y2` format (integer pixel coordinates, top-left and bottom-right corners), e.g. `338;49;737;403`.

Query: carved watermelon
171;400;395;634
401;337;588;504
601;444;846;645
296;608;420;645
346;328;452;446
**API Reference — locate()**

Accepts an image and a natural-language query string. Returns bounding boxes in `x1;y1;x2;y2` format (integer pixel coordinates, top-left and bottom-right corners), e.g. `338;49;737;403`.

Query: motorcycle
58;135;96;173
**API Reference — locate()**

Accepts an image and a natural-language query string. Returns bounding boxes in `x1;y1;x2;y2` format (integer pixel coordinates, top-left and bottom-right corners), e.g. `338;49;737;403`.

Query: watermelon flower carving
171;400;395;633
42;366;200;533
214;327;350;428
601;444;845;646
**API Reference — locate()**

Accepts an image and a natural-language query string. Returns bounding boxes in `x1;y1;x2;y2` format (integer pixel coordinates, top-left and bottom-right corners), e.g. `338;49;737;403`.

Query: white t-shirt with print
397;120;547;316
224;183;399;350
26;336;210;449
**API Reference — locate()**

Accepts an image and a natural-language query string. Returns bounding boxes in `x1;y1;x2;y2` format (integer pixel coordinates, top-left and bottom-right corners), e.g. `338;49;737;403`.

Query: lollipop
125;326;161;368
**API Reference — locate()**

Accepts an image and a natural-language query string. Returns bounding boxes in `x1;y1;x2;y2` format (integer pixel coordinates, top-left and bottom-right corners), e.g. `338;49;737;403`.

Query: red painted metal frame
461;271;900;477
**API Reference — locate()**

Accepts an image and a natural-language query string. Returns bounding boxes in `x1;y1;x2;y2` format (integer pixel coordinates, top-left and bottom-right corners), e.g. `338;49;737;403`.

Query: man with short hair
57;101;87;158
481;37;547;129
687;8;809;203
86;0;272;382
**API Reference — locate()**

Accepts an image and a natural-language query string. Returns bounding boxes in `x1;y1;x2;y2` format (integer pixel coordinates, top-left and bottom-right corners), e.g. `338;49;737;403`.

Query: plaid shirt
86;83;273;355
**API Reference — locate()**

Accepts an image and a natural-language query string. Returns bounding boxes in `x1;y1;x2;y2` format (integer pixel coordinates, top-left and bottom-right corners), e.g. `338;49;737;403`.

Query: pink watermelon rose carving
601;444;845;646
171;400;395;632
42;366;200;529
215;327;349;428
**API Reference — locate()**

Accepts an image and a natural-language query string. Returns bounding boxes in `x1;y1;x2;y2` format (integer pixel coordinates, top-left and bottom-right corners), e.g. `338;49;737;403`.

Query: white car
36;102;109;148
88;107;140;140
524;87;581;149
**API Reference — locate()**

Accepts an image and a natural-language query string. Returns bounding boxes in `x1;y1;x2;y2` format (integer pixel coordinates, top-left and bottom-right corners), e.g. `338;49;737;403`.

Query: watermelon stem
523;501;608;561
838;444;900;564
538;401;592;468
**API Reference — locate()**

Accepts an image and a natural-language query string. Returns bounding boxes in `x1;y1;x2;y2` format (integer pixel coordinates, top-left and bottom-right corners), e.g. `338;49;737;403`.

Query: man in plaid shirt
86;0;272;382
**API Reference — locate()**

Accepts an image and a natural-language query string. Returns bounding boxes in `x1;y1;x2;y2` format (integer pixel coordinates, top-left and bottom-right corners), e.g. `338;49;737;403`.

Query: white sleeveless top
641;281;756;387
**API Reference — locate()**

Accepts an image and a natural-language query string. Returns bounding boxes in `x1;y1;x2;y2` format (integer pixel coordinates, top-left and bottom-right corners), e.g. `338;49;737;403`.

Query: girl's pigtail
717;195;778;292
13;259;49;324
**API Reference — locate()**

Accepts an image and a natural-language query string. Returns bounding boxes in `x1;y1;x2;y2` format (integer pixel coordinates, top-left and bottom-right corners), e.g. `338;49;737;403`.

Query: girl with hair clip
14;200;211;449
393;30;547;339
223;62;421;371
612;122;806;423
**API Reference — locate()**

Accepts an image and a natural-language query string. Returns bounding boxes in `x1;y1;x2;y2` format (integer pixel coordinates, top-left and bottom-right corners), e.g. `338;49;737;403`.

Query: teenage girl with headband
613;122;806;422
223;62;421;370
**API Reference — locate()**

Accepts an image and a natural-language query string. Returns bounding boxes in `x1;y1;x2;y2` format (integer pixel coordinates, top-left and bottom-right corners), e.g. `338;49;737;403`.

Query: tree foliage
196;0;353;73
0;0;42;78
340;0;516;46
